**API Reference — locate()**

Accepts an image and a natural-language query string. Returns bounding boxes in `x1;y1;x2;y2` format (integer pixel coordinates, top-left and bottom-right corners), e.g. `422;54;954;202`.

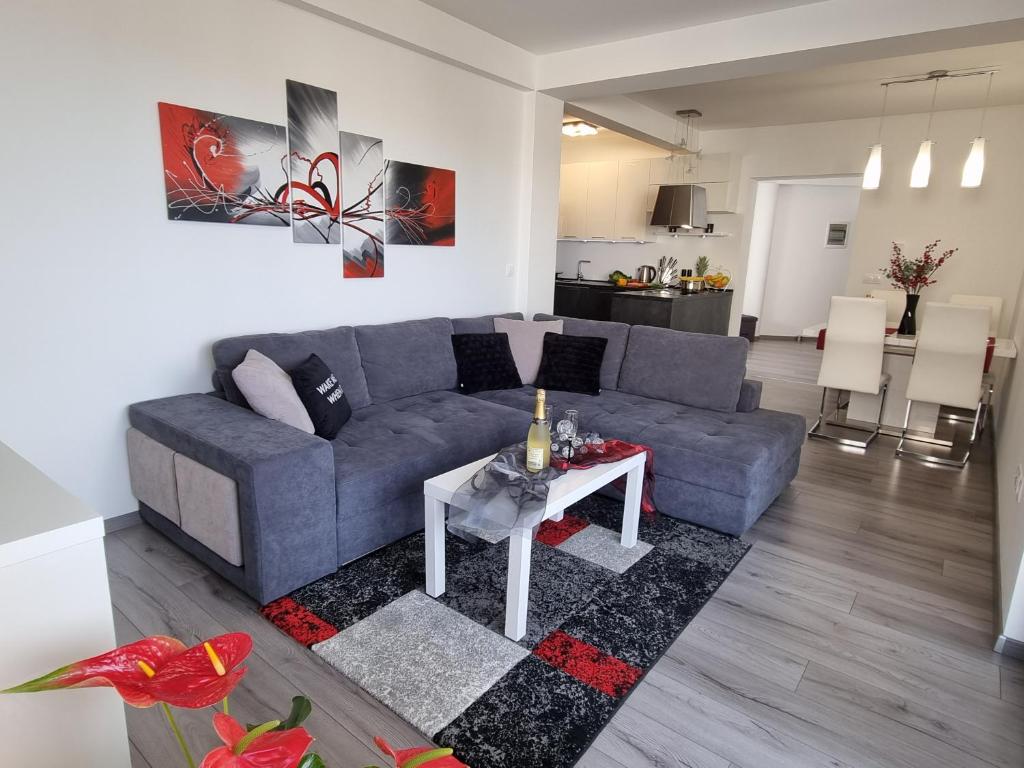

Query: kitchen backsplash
555;217;736;282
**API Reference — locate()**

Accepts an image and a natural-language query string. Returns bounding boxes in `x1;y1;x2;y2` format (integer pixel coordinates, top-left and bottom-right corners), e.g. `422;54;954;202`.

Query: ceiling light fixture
862;84;888;190
962;71;994;188
910;74;941;189
562;120;598;137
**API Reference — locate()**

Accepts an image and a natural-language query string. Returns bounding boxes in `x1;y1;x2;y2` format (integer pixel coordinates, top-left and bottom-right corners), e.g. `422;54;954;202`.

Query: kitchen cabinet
611;290;733;335
704;180;738;214
557;163;588;238
613;159;650;240
584;161;618;240
554;281;617;322
648;153;739;213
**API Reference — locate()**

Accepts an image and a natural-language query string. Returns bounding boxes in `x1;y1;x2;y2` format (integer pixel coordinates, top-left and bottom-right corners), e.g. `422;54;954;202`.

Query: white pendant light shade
862;144;882;189
961;137;985;188
910;140;933;188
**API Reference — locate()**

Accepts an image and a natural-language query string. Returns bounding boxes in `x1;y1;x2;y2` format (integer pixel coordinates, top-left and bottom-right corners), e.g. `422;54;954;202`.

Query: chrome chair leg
808;385;885;449
896;397;980;468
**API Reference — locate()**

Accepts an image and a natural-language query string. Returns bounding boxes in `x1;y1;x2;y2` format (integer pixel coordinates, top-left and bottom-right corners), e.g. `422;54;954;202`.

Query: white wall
759;184;861;336
743;182;779;317
996;273;1024;643
0;0;533;519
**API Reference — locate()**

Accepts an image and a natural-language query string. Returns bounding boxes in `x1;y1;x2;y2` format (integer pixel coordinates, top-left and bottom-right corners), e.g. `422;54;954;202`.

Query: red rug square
261;596;338;646
533;629;643;698
536;514;588;547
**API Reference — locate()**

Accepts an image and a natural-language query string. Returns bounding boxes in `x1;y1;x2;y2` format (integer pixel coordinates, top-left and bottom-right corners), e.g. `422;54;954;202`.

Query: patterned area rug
261;495;748;768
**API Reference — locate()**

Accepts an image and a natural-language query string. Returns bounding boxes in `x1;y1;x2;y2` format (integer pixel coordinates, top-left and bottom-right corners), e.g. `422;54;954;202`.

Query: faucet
576;259;591;281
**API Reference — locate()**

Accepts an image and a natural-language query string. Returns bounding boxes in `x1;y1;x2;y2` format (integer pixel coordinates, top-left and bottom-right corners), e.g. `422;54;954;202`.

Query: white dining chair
870;289;907;332
949;294;1003;336
808;297;890;448
896;303;989;467
948;294;1002;433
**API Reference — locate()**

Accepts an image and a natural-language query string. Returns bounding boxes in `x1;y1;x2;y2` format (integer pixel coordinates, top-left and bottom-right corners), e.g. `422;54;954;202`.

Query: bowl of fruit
703;269;732;291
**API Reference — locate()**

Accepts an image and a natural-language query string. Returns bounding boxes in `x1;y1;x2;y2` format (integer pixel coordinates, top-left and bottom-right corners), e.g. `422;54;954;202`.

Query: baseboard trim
104;510;141;534
994;634;1024;661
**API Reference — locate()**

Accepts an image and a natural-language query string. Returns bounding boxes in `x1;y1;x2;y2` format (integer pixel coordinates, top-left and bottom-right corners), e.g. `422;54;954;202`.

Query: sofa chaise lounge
127;312;805;604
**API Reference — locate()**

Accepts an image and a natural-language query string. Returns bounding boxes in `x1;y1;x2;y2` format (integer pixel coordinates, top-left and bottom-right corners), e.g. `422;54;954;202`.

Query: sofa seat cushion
331;391;531;510
471;388;805;498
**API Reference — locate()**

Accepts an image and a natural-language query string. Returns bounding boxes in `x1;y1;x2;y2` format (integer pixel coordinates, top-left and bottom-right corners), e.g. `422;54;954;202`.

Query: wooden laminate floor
109;339;1024;768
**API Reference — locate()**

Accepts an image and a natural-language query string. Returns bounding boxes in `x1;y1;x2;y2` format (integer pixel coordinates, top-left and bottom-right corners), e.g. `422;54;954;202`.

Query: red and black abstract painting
158;102;289;226
385;161;456;246
286;80;340;244
340;132;384;277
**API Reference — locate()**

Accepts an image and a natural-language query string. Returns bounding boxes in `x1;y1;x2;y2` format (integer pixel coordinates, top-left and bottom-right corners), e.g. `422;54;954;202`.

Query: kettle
636;265;657;283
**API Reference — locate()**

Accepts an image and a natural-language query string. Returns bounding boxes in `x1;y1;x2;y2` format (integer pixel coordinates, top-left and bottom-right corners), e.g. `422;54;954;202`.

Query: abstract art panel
339;132;384;277
158;102;289;226
385;161;456;246
286;80;340;244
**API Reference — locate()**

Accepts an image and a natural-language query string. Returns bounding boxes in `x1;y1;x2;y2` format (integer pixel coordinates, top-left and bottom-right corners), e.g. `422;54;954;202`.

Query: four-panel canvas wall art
157;79;455;279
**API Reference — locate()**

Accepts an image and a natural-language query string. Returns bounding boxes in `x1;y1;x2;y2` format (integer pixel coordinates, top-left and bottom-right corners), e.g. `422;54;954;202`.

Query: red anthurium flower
374;736;468;767
2;632;252;709
200;713;313;768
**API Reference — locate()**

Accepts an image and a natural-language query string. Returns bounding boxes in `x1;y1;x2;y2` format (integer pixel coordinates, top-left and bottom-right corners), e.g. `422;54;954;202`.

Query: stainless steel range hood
650;184;707;231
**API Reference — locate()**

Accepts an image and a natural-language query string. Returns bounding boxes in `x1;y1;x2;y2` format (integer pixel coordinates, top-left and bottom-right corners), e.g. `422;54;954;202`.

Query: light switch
505;263;515;277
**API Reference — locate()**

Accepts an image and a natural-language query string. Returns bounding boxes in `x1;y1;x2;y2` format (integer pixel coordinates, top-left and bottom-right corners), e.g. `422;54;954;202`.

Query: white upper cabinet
557;152;735;241
583;161;618;239
614;159;650;240
558;163;588;238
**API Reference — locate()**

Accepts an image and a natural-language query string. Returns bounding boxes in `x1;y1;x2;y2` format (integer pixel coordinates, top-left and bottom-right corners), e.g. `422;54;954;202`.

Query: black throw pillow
451;333;523;394
289;354;352;439
534;332;607;396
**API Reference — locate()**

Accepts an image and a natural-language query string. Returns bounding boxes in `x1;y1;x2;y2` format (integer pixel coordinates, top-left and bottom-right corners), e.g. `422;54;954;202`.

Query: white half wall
759;184;861;337
0;0;533;519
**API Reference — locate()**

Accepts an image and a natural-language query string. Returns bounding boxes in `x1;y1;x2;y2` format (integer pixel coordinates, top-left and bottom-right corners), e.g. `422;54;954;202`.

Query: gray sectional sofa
127;312;805;604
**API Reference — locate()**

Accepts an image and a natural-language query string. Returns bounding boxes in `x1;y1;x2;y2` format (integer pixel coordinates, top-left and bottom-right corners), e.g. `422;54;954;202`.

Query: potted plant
882;240;957;334
2;632;466;768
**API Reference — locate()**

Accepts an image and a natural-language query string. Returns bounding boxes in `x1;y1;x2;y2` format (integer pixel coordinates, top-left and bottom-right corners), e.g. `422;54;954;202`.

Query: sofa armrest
129;394;337;603
737;379;763;412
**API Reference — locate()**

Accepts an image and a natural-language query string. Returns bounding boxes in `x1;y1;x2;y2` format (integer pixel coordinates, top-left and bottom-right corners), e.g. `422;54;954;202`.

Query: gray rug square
312;590;529;735
555;524;653;573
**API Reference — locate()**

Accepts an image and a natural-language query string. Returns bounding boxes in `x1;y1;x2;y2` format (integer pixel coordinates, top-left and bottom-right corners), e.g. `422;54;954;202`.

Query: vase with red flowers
883;240;957;334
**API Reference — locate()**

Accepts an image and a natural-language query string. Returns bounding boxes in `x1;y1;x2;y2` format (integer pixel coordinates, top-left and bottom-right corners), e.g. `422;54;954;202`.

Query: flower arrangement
3;632;466;768
883;240;957;294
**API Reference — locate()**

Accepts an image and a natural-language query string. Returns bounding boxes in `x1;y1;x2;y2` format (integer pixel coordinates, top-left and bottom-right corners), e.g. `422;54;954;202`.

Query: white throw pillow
494;318;564;385
231;349;315;434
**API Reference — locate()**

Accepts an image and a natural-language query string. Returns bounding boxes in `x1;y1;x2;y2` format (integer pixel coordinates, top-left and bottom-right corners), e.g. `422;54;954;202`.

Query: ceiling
627;41;1024;130
420;0;822;54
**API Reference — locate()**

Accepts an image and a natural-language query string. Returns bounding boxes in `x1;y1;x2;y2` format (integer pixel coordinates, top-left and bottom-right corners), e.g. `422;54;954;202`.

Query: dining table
800;323;1018;437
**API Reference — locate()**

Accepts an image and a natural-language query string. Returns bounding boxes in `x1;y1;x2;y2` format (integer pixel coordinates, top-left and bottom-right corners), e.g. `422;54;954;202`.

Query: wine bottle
526;389;551;473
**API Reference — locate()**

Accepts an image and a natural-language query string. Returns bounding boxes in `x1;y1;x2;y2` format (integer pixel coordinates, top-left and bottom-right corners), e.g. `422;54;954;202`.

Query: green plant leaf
403;748;455;768
296;753;327;768
280;696;314;730
248;695;314;732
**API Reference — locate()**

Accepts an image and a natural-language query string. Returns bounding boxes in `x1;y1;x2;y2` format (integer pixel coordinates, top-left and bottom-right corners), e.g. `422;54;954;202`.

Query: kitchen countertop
556;279;732;299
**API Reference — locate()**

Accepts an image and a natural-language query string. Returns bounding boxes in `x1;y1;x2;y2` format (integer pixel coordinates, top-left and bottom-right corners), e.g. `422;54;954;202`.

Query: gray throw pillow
494;317;563;385
231;349;315;434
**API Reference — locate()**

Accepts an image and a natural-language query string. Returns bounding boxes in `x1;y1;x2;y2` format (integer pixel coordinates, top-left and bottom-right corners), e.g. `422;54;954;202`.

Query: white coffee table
423;452;646;641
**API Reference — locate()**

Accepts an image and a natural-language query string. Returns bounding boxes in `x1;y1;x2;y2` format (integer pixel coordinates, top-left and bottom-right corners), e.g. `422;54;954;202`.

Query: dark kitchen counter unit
553;279;732;334
611;289;733;335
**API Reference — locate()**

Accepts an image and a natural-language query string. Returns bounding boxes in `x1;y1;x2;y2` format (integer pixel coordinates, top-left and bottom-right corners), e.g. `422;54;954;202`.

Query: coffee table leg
504;526;533;641
621;461;643;548
425;496;446;597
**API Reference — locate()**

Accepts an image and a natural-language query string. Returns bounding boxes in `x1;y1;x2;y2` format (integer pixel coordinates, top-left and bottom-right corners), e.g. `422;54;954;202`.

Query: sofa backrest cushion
212;326;371;410
618;325;749;412
451;312;524;334
355;317;457;402
533;314;630;391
